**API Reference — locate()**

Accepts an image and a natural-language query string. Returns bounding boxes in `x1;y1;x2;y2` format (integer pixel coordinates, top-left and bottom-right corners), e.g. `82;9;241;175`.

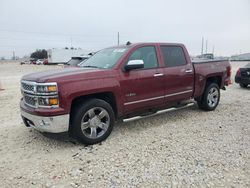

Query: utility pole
205;40;208;54
13;51;15;60
117;32;120;45
212;46;215;55
201;37;204;55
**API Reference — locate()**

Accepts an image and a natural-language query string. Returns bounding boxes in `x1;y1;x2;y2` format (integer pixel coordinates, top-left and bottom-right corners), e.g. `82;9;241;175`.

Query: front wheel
70;99;115;145
197;83;220;111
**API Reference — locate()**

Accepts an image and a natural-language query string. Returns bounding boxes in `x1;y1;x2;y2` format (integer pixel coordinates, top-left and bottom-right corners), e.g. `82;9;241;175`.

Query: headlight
37;84;57;93
36;83;59;108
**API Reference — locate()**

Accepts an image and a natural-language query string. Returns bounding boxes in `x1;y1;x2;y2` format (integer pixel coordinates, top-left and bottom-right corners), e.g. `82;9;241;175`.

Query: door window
160;46;187;67
128;46;158;69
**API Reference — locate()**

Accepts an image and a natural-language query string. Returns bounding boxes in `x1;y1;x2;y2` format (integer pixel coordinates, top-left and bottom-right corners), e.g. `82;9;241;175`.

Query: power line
0;36;120;44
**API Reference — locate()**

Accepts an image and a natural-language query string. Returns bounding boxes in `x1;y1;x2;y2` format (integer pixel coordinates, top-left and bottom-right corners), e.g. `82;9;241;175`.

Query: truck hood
22;67;113;83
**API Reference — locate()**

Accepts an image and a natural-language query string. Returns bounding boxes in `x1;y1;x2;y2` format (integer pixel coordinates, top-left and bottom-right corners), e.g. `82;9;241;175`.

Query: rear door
120;45;165;113
159;45;194;102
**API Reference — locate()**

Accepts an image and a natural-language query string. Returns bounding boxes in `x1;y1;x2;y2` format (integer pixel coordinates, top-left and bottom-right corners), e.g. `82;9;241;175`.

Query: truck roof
109;42;185;49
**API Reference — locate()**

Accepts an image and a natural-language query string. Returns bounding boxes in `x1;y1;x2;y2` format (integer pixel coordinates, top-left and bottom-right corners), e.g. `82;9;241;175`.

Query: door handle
185;69;193;73
153;73;164;77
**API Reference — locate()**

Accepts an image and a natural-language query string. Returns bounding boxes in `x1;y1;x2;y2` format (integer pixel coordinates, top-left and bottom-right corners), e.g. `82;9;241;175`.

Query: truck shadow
40;132;78;144
30;103;204;146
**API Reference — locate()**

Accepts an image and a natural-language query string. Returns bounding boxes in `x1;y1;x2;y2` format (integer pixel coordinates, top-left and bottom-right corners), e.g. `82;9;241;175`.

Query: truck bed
192;59;231;98
192;59;229;64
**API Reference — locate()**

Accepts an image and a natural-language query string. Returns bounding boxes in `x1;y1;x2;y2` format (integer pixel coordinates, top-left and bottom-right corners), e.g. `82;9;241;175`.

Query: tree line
30;49;47;59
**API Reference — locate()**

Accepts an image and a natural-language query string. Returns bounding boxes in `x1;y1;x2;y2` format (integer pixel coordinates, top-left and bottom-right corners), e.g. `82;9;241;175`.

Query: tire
197;83;220;111
70;99;115;145
240;83;248;88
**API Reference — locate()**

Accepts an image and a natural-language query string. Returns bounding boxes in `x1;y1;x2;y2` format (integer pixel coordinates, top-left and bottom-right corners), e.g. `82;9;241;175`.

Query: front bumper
21;109;69;133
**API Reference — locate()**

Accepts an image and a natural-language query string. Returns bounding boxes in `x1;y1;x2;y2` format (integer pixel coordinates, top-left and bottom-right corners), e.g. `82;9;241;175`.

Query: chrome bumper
21;109;69;133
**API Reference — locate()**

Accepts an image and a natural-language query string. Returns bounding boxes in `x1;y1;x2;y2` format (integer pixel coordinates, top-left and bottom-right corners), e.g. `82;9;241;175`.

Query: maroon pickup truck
20;43;231;144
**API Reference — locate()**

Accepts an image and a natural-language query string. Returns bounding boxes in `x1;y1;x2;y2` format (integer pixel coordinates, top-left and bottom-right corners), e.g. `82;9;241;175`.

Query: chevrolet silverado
20;43;231;144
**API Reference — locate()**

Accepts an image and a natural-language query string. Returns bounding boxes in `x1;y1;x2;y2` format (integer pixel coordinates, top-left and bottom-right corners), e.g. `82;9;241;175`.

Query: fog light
49;98;58;105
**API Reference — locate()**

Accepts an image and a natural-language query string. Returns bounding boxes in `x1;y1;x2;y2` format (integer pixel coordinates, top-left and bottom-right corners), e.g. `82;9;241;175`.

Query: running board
123;102;195;122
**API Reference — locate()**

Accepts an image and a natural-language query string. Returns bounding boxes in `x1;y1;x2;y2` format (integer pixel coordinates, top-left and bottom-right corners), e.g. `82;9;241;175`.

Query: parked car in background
196;53;214;60
20;60;30;65
36;59;44;65
30;58;36;64
43;59;48;65
235;63;250;88
65;56;90;67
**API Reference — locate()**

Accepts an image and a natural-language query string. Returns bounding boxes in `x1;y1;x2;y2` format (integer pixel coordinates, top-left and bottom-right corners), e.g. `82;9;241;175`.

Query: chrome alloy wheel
80;107;110;139
207;87;219;108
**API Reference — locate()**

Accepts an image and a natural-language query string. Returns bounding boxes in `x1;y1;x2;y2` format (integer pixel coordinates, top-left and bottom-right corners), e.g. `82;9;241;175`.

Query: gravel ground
0;61;249;188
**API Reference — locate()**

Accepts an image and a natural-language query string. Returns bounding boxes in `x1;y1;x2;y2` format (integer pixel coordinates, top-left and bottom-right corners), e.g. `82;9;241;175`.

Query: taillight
227;66;232;77
236;68;241;76
226;66;232;85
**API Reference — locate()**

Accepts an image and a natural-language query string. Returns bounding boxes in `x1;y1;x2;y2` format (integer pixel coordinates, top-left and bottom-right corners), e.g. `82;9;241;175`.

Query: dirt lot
0;61;249;188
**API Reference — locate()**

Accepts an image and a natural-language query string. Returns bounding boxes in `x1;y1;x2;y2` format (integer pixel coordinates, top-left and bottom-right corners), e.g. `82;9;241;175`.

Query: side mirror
124;60;144;71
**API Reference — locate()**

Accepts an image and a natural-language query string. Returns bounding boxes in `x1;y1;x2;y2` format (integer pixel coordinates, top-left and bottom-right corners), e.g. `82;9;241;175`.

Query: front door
120;46;165;114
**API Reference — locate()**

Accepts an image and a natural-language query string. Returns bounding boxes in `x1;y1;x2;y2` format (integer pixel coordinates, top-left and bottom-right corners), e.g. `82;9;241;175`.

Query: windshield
80;47;128;69
78;58;89;66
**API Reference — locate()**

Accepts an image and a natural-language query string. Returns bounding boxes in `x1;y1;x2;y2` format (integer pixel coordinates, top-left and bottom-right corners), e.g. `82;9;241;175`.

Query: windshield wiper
81;65;100;68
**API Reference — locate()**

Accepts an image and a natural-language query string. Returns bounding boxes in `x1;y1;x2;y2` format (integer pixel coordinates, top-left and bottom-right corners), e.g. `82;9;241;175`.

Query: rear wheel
197;83;220;111
70;99;115;145
240;83;248;88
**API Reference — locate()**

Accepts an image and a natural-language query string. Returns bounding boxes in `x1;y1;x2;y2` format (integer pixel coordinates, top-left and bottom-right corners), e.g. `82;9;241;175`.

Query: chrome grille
24;95;36;107
21;82;35;93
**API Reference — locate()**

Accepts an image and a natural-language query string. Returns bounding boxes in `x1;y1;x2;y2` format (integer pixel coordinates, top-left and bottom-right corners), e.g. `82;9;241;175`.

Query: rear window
160;46;187;67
